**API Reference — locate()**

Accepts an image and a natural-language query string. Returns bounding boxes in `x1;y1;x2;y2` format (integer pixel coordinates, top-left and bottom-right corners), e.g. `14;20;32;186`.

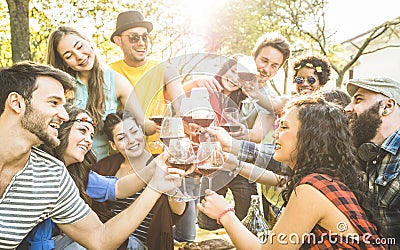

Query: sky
326;0;399;42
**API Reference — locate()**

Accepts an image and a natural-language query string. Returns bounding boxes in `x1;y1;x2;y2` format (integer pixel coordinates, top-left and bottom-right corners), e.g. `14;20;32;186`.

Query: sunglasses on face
294;76;317;85
124;33;148;43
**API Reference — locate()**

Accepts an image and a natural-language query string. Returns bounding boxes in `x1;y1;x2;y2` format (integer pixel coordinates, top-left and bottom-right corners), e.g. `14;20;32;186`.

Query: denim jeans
127;235;147;250
197;172;257;230
173;177;200;242
53;234;86;250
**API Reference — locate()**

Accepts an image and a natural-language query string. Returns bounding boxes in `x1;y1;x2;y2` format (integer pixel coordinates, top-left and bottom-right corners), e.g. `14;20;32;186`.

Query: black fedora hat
111;11;153;43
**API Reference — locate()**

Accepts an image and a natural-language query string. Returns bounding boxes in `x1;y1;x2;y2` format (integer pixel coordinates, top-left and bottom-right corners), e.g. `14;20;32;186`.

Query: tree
5;0;31;63
268;0;400;87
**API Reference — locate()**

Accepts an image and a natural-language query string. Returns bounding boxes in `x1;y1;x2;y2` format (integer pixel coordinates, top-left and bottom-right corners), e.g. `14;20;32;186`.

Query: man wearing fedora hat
345;77;400;248
110;10;185;156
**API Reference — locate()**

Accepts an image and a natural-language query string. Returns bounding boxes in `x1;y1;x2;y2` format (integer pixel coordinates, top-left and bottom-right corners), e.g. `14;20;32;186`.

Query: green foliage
2;0;399;89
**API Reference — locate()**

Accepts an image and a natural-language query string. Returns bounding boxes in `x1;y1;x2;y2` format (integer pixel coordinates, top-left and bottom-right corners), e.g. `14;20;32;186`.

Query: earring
382;109;388;115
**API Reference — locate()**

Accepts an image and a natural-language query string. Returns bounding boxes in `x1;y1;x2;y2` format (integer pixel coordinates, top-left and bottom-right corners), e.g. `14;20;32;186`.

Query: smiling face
221;66;240;94
295;67;322;95
115;27;149;66
254;46;284;80
20;76;68;147
110;117;145;159
56;34;95;73
273;107;300;168
63;112;95;166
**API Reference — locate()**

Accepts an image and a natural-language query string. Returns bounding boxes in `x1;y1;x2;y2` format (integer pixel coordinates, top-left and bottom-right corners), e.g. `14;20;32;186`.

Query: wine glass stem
183;177;188;196
208;176;212;190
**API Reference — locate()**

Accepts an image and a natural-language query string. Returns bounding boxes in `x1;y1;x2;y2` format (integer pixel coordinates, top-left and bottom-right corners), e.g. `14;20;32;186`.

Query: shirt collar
380;129;400;155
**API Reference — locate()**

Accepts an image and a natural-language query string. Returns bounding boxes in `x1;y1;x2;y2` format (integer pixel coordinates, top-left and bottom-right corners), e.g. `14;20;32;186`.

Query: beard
20;103;60;147
348;102;382;148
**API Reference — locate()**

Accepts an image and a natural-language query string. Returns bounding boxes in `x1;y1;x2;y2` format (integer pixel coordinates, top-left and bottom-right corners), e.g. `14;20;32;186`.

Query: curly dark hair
292;54;331;85
281;96;380;231
40;104;114;222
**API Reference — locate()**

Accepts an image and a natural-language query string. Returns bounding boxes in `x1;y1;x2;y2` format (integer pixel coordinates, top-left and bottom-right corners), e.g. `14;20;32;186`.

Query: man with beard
345;77;400;248
0;61;183;249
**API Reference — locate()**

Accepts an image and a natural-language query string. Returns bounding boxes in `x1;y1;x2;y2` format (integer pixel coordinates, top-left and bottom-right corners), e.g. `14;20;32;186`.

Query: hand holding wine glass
166;138;198;202
149;100;172;126
159;117;186;147
196;141;225;190
237;56;259;102
220;107;241;133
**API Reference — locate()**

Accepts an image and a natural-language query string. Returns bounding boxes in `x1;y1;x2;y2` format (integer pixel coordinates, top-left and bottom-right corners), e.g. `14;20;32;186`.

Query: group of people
0;8;399;250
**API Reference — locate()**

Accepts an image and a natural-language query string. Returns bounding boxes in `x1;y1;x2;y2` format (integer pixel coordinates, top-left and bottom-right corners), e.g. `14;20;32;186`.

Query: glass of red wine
148;100;172;152
159;117;186;147
220;107;241;133
149;100;172;126
196;141;225;190
167;138;198;202
191;108;216;128
237;55;259;103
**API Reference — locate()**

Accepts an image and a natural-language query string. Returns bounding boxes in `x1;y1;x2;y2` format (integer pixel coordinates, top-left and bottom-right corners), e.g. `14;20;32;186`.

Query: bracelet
216;207;235;225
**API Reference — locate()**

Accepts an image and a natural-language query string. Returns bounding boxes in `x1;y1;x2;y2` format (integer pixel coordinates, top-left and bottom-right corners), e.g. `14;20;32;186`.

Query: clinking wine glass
148;100;173;152
149;99;172;126
220;107;241;133
167;138;198;202
159;117;186;147
196;141;225;190
237;55;259;103
191;107;216;128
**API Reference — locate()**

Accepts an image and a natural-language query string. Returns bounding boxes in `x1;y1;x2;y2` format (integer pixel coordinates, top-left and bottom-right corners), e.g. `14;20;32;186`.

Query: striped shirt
0;147;90;249
106;188;154;246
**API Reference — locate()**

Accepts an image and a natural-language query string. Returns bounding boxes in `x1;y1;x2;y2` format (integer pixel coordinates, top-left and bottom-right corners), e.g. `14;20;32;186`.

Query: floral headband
67;117;97;129
295;62;322;73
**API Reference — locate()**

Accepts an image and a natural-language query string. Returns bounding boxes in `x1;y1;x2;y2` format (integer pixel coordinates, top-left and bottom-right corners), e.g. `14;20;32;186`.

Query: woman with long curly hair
198;96;385;249
46;26;156;160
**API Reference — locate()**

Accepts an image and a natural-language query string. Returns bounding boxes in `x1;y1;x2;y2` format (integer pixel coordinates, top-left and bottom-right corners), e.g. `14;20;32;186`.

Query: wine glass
159;117;186;147
220;107;241;133
167;138;198;202
149;99;172;126
237;55;259;103
196;141;225;190
191;107;216;128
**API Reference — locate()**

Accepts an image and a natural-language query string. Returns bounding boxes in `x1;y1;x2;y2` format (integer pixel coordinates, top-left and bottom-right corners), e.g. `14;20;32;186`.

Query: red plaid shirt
299;173;386;249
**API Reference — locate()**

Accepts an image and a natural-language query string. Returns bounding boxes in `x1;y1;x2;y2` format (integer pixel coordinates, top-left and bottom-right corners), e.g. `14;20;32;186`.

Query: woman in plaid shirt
198;96;386;249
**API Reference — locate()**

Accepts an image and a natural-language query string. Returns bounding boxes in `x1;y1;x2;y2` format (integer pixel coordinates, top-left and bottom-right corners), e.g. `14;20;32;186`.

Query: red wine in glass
182;115;193;123
238;72;256;81
160;137;182;147
149;115;164;126
220;124;241;132
196;165;222;176
168;160;195;172
192;118;214;127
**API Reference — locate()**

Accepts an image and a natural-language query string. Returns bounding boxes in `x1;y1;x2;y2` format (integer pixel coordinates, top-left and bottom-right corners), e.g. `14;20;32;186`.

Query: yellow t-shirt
110;59;166;155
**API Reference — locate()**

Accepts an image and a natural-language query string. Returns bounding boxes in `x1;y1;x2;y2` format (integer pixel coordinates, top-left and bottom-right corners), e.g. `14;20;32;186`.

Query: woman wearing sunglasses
292;54;331;95
46;26;156;160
